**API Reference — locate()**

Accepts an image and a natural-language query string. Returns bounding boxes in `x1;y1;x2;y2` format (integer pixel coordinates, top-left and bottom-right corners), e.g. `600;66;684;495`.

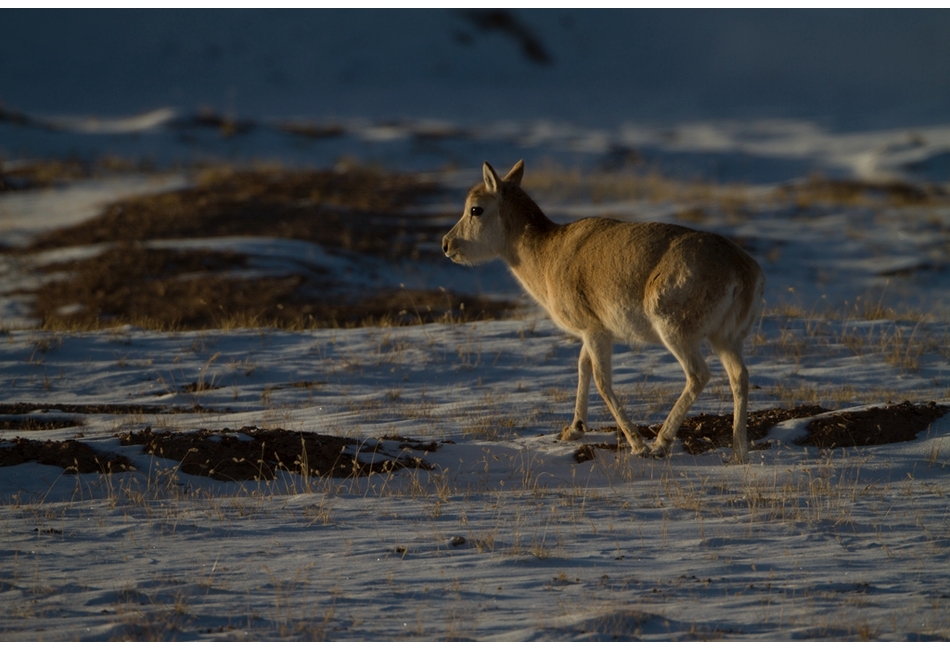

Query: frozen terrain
2;163;950;641
0;310;948;640
2;9;950;642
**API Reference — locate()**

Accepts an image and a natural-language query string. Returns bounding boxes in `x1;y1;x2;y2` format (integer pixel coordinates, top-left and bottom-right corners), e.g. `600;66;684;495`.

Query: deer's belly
543;299;663;346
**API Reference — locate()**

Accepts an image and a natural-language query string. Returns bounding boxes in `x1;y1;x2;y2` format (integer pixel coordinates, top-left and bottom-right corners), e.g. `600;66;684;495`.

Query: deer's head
442;160;524;266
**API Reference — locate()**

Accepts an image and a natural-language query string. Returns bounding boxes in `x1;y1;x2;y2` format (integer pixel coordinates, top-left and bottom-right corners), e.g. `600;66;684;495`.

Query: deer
442;161;765;462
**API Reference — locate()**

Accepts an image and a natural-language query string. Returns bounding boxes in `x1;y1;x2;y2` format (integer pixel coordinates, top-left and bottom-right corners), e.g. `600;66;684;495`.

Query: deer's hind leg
648;337;710;458
712;340;750;464
559;343;592;441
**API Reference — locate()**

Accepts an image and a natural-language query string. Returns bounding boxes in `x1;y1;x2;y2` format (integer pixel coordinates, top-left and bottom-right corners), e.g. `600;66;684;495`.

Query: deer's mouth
442;237;464;263
445;247;476;266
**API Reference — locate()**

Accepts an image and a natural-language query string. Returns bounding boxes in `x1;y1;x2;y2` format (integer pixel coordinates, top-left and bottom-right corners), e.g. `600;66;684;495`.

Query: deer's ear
483;161;502;193
503;160;524;187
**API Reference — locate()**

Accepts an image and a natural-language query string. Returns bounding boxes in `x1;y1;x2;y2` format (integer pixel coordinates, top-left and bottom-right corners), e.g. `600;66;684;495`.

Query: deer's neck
501;195;559;304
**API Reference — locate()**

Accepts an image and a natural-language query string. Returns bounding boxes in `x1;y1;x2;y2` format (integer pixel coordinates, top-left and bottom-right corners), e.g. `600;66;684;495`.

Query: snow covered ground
1;165;949;640
0;313;949;640
2;9;950;642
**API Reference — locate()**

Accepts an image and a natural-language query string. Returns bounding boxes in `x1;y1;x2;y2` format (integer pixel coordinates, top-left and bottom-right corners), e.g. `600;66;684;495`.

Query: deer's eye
470;206;484;217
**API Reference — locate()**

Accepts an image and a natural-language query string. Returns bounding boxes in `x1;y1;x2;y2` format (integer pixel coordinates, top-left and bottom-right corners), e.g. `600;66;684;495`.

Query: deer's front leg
559;344;592;441
585;332;649;454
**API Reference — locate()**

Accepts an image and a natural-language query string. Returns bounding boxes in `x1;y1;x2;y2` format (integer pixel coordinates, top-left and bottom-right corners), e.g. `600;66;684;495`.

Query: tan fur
443;161;765;462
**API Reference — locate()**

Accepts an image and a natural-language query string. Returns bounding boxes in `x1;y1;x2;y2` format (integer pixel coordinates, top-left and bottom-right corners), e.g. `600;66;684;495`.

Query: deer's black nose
442;236;451;255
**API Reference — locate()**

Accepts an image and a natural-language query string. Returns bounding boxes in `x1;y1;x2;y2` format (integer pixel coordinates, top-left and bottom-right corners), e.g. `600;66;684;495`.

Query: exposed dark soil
0;438;136;474
677;404;830;455
0;402;218;415
20;166;517;329
4;402;946;475
797;401;949;448
573;402;946;462
0;425;440;480
32;245;514;329
0;416;84;430
26;167;440;255
118;426;436;481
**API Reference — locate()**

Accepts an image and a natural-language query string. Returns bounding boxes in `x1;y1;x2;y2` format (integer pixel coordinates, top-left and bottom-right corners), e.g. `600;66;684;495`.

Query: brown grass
26;166;439;257
772;175;949;208
31;244;513;329
522;166;751;212
19;166;517;330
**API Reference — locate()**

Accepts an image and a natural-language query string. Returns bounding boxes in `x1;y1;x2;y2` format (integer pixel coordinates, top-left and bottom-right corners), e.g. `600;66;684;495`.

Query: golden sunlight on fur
443;161;765;462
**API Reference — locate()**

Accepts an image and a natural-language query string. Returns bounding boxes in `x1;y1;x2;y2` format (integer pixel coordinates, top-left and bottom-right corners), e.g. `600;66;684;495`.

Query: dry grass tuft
772;175;950;208
522;166;753;218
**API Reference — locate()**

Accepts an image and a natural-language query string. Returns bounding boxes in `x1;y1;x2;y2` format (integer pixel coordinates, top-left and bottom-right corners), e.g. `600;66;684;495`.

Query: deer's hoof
558;423;586;441
640;442;671;459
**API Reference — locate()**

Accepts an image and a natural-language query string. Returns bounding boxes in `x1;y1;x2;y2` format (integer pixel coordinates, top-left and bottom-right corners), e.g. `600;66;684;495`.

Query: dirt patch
797;401;949;449
0;422;439;480
580;405;829;461
574;402;948;461
26;166;440;256
0;438;136;474
0;416;84;430
21;166;518;329
33;246;276;329
119;426;436;481
0;402;217;415
677;404;830;455
31;244;515;329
